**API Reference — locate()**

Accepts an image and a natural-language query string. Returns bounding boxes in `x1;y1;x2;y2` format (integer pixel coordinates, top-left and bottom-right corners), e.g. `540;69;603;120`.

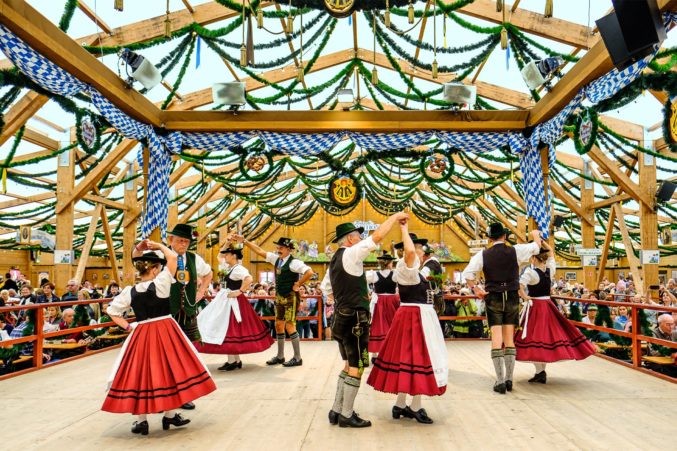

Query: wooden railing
551;295;677;383
246;295;324;341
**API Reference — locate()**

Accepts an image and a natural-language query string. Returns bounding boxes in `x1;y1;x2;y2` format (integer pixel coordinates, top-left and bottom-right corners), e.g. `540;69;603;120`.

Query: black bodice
397;273;433;305
130;283;170;321
374;271;397;294
527;267;551;297
225;265;244;291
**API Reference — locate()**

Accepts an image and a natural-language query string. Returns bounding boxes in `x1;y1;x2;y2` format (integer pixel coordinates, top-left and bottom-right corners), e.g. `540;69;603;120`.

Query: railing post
631;305;640;368
34;306;44;369
317;295;324;341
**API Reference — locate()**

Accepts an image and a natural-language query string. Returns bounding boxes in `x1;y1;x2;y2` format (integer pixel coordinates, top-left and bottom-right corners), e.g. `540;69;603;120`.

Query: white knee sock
164;410;175;418
410;395;422;411
534;362;546;373
227;355;236;363
137;414;147;422
395;393;407;408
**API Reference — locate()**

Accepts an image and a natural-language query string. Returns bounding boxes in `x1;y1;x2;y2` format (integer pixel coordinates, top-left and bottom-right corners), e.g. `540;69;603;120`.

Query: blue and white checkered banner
348;131;432;150
89;89;152;140
260;131;344;155
436;132;515;153
183;132;255;152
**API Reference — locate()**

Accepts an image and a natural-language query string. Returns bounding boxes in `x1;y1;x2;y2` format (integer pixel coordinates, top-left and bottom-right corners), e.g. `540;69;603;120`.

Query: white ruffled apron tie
369;291;378;317
197;289;237;345
520;296;550;339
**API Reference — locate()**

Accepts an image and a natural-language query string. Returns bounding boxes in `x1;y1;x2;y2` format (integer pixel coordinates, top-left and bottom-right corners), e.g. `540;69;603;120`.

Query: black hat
220;245;244;259
132;250;167;266
486;222;509;239
423;244;434;255
273;237;295;249
331;223;365;243
376;250;395;261
394;233;428;250
168;223;196;241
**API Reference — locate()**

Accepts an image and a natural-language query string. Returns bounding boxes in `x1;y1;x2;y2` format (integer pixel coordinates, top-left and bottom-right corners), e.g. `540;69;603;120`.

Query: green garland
573;108;598;156
59;0;78;32
662;97;677;153
238;152;274;182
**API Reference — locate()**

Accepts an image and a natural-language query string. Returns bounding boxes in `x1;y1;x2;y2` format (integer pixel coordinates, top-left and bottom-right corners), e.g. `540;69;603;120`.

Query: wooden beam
22;127;60;150
477;197;526;242
197;199;245;244
77;1;113;35
595;206;617;288
54;143;75;289
551;181;595;227
0;92;49;147
639;149;658;296
179;182;223;222
587;145;652;209
74;204;103;282
590;193;633;210
0;0;161;126
181;0;195;13
161;109;528;132
614;202;644;294
580;174;596;290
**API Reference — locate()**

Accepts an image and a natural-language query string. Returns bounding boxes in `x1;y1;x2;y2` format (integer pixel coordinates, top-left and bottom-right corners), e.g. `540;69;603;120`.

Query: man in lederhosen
240;236;314;367
321;212;408;428
462;223;541;394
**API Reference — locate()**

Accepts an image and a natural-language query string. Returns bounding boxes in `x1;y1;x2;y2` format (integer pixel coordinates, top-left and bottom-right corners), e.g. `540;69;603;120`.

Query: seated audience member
9;310;51;362
653;314;676;342
18;285;36;306
660;290;676;307
582;304;598;325
78;289;98;320
36;282;60;304
63;305;96;345
59;308;75;331
60;279;80;303
98;303;112;325
104;282;120;298
614;306;629;330
0;289;10;307
43;306;62;333
83;280;101;299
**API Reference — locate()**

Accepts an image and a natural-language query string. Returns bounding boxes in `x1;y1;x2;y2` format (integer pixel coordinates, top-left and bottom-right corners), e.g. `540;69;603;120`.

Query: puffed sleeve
229;265;250;281
265;252;279;266
194;254;212;277
395;256;422;286
154;267;177;299
519;267;540;289
106;287;133;317
365;270;378;284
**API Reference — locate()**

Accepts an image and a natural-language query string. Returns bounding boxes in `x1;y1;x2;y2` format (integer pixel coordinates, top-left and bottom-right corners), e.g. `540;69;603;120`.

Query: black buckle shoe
392;405;414;419
218;361;242;371
328;410;340;425
493;382;507;394
162;413;190;430
338;412;372;428
131;420;148;435
410;408;433;424
528;371;547;384
282;357;302;367
180;402;195;410
266;356;285;365
505;380;513;392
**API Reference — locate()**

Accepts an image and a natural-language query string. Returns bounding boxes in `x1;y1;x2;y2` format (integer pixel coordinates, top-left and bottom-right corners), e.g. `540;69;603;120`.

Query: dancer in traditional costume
102;240;217;435
515;241;595;383
195;244;274;370
239;235;313;367
461;223;542;394
167;223;213;410
322;213;408;428
365;251;399;358
367;225;448;425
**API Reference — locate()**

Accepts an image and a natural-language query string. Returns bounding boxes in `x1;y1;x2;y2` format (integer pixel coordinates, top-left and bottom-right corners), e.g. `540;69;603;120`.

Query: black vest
329;248;369;310
131;283;170;321
423;258;442;274
374;271;397;294
527;267;551;297
225;265;244;291
482;243;519;292
275;256;299;296
397;273;432;305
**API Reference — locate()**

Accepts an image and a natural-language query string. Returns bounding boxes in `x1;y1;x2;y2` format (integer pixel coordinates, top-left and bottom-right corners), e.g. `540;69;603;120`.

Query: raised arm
237;234;268;258
371;212;410;245
146;241;177;275
401;220;417;268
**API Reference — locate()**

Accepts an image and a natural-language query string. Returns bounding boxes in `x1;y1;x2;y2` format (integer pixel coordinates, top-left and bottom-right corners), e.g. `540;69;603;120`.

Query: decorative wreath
420;149;455;184
238;152;273;181
573;107;598;156
328;173;362;209
662;97;677;153
75;110;101;154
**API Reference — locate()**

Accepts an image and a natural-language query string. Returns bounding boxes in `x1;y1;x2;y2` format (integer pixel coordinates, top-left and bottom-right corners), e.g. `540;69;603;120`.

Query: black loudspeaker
596;0;666;70
656;180;676;202
553;215;565;228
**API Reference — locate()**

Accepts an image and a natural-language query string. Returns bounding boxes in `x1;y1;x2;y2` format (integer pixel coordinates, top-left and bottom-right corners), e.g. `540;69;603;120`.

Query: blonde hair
78;289;91;300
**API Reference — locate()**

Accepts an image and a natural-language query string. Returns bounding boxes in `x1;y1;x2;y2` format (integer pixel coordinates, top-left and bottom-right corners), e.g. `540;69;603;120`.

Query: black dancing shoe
282;357;302;367
338;412;372;428
131;420;148;435
218;361;242;371
266;356;285;365
328;410;340;425
410;408;433;424
180;402;195;410
162;413;191;430
505;380;513;392
493;382;507;394
528;371;547;384
392;405;414;419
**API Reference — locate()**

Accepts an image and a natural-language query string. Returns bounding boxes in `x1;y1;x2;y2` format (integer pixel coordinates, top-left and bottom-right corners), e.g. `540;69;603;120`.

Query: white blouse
106;267;175;317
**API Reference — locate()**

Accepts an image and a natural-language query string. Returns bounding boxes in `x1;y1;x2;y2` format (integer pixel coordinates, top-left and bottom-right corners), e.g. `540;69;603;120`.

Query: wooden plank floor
1;341;674;451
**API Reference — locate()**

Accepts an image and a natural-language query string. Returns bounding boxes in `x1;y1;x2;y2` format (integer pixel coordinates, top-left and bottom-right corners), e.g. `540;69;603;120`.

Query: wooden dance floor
2;341;674;450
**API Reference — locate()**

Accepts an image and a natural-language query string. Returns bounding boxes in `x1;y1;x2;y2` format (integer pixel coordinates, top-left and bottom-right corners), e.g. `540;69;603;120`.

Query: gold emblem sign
323;0;356;18
670;100;677;143
329;175;359;208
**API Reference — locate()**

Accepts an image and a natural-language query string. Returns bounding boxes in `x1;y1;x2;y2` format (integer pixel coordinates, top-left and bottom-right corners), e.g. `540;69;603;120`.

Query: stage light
212;82;246;110
117;48;161;91
337;88;354;110
442;83;476;110
520;57;564;90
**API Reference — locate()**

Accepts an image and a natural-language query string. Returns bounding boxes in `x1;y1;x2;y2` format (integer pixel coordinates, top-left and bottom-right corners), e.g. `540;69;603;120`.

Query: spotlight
520;56;564;90
117;48;161;91
337;88;355;111
442;83;476;110
212;82;246;110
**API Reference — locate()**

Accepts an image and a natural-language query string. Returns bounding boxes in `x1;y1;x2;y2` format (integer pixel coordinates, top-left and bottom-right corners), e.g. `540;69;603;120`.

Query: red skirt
367;306;446;396
515;298;596;363
102;317;216;415
195;294;274;355
368;294;400;353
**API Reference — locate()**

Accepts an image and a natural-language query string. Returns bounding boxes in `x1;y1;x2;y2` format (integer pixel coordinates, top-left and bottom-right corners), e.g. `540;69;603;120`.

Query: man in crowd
61;279;80;303
653;314;676;342
0;272;18;292
59;308;75;330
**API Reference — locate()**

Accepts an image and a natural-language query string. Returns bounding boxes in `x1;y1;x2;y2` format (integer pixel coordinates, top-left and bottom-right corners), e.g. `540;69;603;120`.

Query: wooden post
167;188;179;231
639;136;658;298
54;136;75;290
122;166;139;287
580;165;596;290
517;214;527;242
197;208;208;258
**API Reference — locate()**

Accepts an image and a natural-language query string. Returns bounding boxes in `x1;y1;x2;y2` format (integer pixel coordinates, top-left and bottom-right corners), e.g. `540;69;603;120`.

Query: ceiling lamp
212;83;246;110
337;88;355;110
443;83;476;110
117;49;161;91
520;57;564;90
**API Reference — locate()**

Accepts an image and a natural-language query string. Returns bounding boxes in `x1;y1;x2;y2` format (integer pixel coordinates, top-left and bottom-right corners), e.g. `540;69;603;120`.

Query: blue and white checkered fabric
348;131;432;150
437;132;515;153
519;147;550;238
183;132;255;152
0;24;86;98
89;89;152;140
260;131;344;155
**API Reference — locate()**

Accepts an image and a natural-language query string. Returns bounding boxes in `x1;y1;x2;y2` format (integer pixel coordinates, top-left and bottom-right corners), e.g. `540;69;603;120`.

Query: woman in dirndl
366;251;399;359
514;241;595;384
102;240;217;435
367;221;448;425
195;244;274;370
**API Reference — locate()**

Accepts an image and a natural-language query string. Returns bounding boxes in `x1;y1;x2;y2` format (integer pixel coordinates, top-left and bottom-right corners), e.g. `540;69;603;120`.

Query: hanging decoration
573;107;598;155
257;8;264;29
240;1;248;67
164;0;171;38
323;0;355;18
288;0;294;33
545;0;554;18
385;0;391;28
77;112;101;154
372;13;378;85
496;0;502;13
500;1;508;51
662;97;677;153
420;150;454;184
114;0;123;12
328;173;361;209
298;9;304;82
432;0;438;79
408;0;415;24
239;152;274;181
